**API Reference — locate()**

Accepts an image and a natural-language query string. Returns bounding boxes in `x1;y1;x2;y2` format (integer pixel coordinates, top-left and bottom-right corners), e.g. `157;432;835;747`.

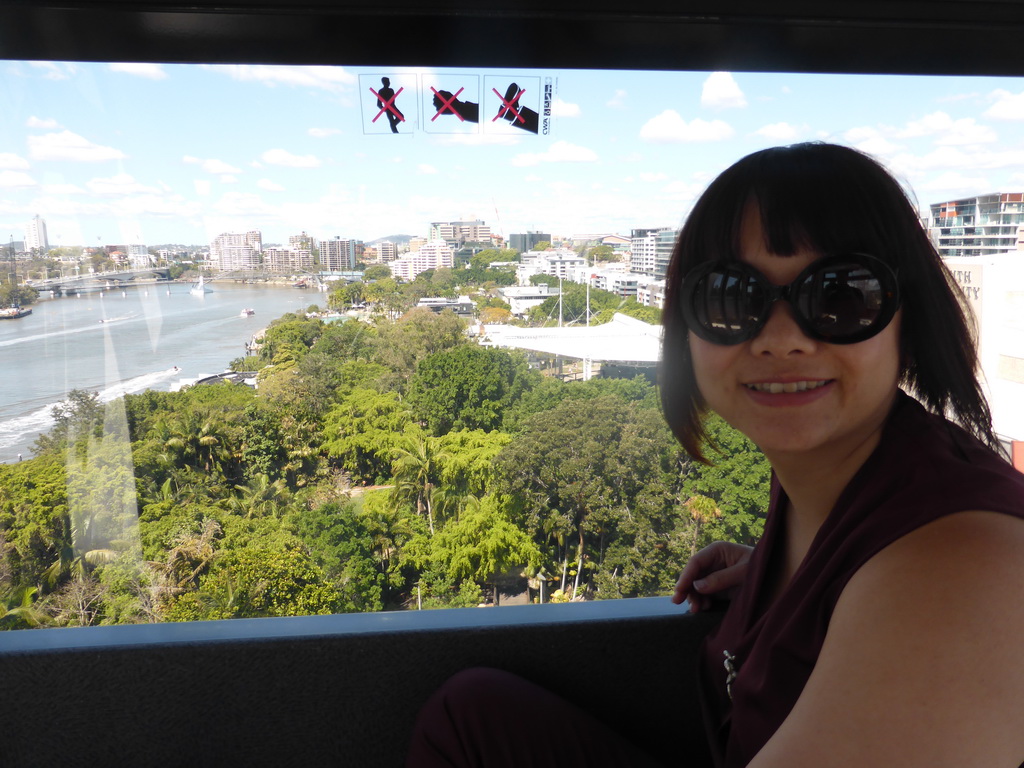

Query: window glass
2;62;1023;628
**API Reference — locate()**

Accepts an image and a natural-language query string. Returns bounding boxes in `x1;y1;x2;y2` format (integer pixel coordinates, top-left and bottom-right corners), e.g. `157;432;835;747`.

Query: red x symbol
431;87;465;122
492;86;526;125
369;86;405;123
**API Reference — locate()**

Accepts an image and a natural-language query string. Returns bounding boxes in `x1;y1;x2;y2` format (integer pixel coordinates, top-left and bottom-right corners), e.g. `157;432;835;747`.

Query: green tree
494;395;684;599
166;547;340;621
322;388;415;484
405;494;540;605
682;413;771;548
406;345;537;435
363;264;392;281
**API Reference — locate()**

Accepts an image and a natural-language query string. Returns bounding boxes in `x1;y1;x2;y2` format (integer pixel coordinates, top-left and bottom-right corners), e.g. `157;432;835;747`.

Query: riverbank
0;283;322;462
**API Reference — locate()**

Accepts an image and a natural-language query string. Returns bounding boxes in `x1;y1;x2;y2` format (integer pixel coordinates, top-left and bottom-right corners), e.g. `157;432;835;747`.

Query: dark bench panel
0;598;719;767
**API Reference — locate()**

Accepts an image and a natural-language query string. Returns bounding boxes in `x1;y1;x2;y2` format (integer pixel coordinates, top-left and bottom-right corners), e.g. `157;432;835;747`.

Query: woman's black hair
660;142;996;462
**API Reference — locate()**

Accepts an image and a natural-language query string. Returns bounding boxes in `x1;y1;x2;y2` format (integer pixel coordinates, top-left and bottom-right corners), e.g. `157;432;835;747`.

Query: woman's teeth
747;380;829;394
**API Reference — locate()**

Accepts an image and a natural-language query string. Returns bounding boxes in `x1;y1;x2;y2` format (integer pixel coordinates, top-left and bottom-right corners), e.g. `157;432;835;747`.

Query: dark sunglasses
680;253;900;345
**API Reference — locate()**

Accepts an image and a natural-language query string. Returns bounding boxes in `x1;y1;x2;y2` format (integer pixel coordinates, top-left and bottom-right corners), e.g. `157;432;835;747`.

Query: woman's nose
749;300;819;357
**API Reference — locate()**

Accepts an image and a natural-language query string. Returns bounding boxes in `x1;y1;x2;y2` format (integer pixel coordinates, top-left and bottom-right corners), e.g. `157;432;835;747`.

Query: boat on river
0;306;32;319
189;275;212;296
240;308;255;317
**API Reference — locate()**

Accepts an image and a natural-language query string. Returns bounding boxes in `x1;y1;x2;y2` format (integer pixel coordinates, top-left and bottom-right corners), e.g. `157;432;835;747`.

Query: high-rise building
630;227;670;276
389;239;454;280
211;230;262;271
510;231;551;253
24;214;48;253
263;246;312;273
925;193;1024;258
429;219;491;249
654;228;678;279
320;237;357;271
378;241;397;262
289;231;318;253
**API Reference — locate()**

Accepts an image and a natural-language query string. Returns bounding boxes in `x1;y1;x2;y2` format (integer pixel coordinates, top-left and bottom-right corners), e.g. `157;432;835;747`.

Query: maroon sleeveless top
699;391;1024;767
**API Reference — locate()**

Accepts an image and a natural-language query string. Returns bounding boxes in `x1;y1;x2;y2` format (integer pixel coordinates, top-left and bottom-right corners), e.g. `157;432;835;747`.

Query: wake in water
0;311;142;348
0;366;181;457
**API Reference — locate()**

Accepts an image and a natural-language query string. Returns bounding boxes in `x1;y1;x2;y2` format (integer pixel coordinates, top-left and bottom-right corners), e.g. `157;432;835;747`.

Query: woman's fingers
672;542;754;610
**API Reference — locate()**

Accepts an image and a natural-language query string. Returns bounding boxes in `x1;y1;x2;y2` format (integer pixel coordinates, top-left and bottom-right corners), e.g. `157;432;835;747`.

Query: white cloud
183;155;243;175
308;127;342;138
220;175;238;184
606;89;628;109
638;172;669;183
260;148;322;168
892;145;1024;172
0;170;38;188
109;63;168;80
28;131;126;162
551;98;581;118
984;89;1024;120
0;153;29;170
26;116;58;129
509;140;598;167
701;72;747;109
42;182;83;195
86;173;160;196
640;111;734;143
754;122;802;141
257;179;285;191
29;61;78;80
208;64;356;94
916;170;990;193
850;135;901;156
417;164;438;175
896;111;996;145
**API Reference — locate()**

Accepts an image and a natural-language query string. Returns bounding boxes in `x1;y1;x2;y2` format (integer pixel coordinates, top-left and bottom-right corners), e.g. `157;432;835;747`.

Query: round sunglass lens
797;263;883;339
695;268;764;339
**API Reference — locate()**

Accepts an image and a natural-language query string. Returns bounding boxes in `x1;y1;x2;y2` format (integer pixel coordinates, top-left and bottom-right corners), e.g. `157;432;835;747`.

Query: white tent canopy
482;312;662;366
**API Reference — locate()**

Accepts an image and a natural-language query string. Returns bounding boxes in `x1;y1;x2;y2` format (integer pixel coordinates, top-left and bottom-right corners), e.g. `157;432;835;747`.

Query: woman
408;143;1024;767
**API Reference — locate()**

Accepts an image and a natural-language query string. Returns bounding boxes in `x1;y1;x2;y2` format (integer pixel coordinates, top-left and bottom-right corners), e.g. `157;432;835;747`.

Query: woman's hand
672;541;753;612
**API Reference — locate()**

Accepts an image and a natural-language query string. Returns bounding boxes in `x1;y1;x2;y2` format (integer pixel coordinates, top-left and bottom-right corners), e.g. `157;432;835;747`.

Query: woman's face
688;211;902;462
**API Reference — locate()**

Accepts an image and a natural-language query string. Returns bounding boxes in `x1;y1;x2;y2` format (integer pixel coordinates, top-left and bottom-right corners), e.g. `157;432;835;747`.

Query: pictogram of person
377;77;404;134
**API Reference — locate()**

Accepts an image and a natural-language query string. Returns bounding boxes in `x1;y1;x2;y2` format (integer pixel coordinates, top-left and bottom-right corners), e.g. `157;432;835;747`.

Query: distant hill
367;234;415;246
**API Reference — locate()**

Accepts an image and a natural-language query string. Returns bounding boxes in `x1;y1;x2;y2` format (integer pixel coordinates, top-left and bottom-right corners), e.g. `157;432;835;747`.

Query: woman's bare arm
750;510;1024;768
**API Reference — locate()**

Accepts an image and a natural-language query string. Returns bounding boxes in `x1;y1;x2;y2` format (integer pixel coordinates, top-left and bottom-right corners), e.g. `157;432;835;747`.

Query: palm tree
229;474;289;519
0;585;48;629
391;434;449;535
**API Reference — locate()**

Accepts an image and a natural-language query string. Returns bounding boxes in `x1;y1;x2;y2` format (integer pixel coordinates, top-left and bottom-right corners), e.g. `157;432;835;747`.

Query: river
0;281;329;463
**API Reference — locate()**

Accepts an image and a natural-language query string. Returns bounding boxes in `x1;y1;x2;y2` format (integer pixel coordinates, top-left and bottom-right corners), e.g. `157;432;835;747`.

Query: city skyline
4;62;1024;247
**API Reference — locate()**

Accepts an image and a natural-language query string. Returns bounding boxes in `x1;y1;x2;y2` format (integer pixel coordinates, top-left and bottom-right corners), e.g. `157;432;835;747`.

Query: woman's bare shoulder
750;510;1024;768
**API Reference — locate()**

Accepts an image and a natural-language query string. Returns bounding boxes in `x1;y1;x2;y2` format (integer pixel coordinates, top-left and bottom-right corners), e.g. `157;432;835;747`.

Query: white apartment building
24;214;48;253
589;269;639;299
516;247;586;283
263;246;312;273
320;237;357;271
378;241;397;262
389;239;453;280
926;194;1024;258
210;231;262;271
630;227;662;276
636;277;666;309
429;219;491;248
499;284;556;316
289;231;317;251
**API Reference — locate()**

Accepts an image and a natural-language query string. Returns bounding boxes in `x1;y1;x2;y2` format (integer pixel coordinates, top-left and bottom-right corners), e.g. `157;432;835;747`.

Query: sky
4;60;1024;248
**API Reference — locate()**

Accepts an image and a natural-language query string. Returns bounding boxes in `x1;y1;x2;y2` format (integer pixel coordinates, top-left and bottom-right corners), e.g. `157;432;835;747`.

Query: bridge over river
31;267;172;296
